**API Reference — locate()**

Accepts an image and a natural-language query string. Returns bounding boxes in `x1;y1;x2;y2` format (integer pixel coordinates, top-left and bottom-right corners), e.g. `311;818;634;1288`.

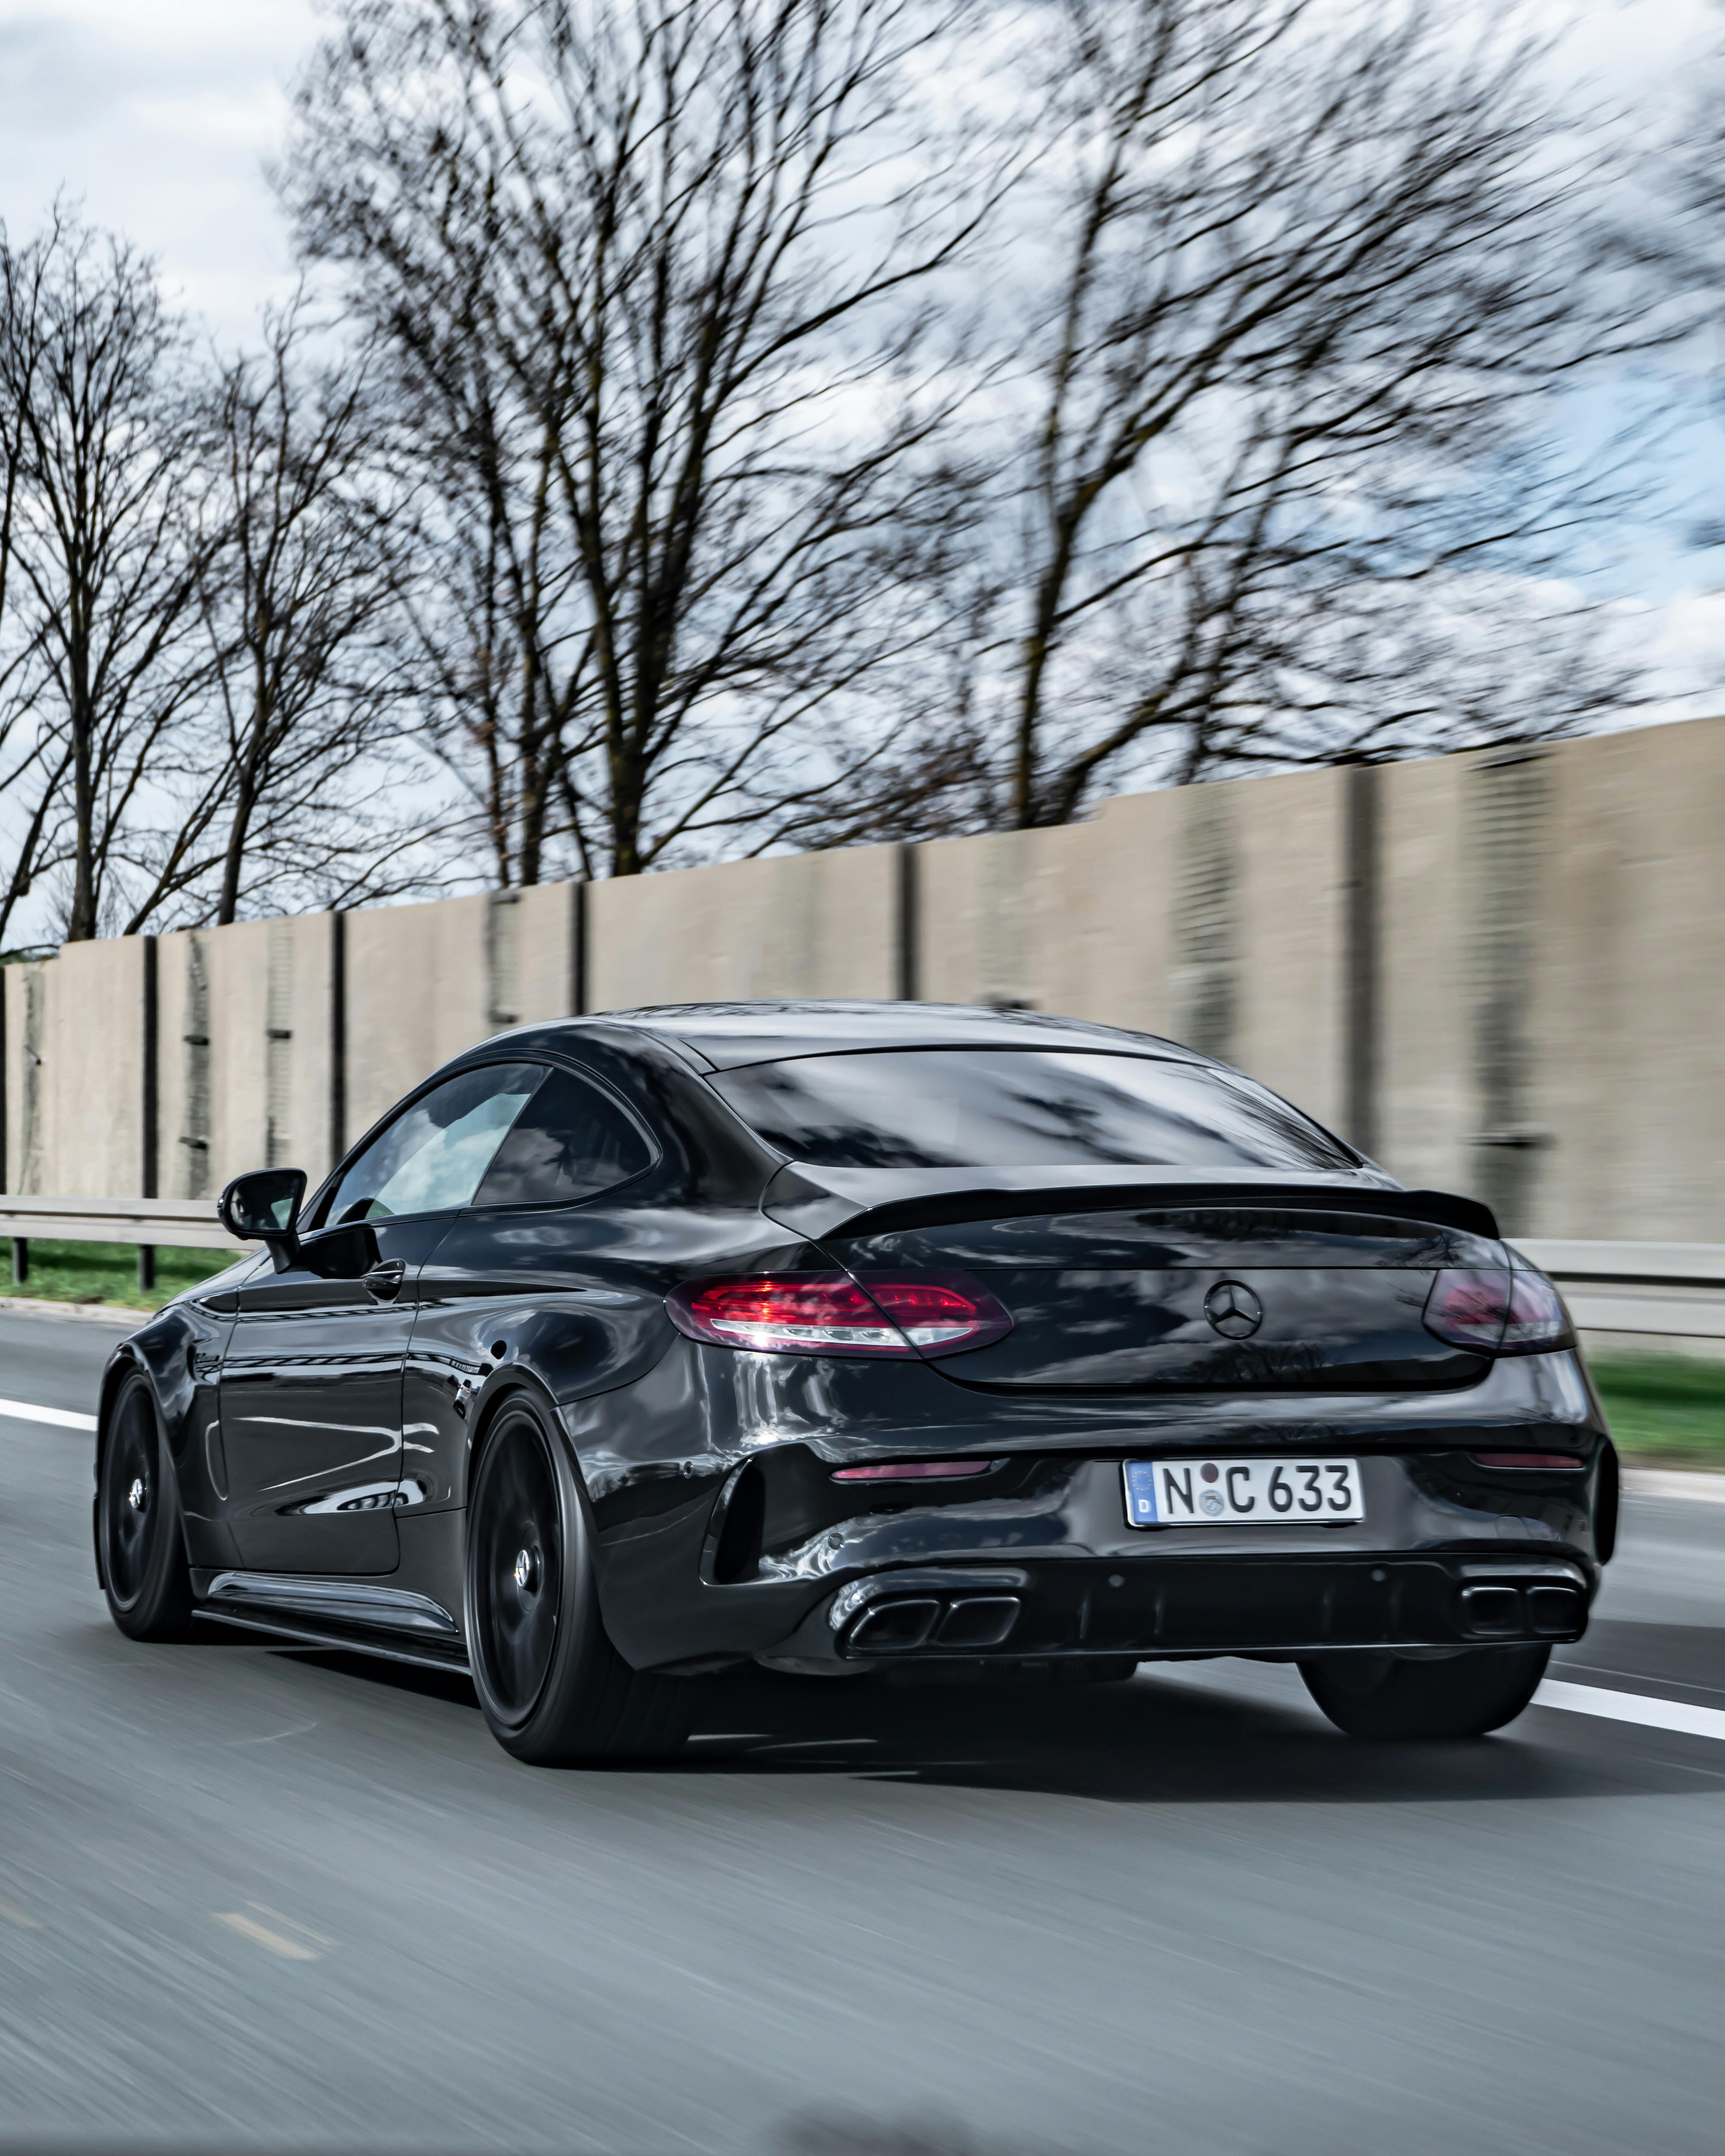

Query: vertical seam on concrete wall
486;890;520;1030
181;934;211;1200
1173;785;1238;1062
1470;748;1548;1233
21;967;41;1194
141;937;158;1199
330;910;347;1164
1344;763;1381;1159
896;844;919;1002
570;880;588;1015
266;922;294;1171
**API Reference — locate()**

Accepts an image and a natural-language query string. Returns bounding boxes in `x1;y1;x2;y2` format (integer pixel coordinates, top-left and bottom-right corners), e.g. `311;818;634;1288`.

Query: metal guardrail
1513;1243;1725;1346
2;1196;235;1293
0;1201;1720;1335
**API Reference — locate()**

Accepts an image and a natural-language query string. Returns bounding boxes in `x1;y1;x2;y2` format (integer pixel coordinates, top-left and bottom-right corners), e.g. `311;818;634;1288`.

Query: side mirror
218;1168;307;1270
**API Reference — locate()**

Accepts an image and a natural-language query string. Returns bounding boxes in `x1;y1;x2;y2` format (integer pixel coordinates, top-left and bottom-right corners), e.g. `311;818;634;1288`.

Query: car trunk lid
764;1169;1507;1394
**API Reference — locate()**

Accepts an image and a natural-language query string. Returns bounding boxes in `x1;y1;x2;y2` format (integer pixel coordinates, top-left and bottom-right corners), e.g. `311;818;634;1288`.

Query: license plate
1123;1457;1364;1528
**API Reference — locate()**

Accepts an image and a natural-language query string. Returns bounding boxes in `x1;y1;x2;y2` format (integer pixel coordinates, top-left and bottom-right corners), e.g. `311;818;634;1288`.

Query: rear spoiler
762;1165;1501;1245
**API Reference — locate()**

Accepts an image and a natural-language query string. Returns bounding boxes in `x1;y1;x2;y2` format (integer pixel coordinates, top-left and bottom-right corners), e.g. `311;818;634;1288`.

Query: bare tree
987;0;1650;827
135;298;434;928
281;0;1000;882
0;212;211;942
792;0;1651;845
0;225;80;950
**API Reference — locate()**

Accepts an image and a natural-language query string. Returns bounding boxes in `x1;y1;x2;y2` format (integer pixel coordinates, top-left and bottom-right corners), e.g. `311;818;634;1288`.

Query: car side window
318;1063;544;1227
471;1065;652;1208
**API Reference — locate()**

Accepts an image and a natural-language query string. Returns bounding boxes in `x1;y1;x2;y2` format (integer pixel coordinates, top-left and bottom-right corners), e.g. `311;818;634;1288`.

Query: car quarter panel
403;1200;814;1515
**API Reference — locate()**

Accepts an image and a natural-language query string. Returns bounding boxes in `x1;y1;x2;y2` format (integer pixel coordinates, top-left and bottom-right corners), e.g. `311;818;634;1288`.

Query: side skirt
189;1569;470;1675
194;1607;472;1674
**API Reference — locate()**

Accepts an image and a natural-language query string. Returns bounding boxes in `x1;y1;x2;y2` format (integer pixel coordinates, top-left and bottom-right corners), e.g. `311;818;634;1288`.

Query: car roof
577;999;1201;1071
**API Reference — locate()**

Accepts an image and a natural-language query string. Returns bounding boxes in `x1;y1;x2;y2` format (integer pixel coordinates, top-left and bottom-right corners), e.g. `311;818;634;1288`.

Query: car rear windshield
708;1048;1354;1172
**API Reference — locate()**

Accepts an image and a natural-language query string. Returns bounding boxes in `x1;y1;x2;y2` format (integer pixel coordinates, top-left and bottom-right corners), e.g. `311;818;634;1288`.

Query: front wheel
1299;1645;1550;1739
98;1373;194;1642
465;1397;698;1764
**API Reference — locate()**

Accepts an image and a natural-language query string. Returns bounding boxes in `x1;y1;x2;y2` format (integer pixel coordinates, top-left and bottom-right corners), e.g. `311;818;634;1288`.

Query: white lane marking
1624;1470;1725;1506
1535;1678;1725;1742
213;1910;322;1962
0;1397;97;1431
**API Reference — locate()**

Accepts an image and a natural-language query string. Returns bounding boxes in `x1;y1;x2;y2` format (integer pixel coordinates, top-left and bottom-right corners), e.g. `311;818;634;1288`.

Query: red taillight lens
1423;1266;1573;1355
666;1272;1012;1358
859;1276;1012;1354
1503;1268;1572;1350
1423;1269;1511;1350
669;1275;912;1354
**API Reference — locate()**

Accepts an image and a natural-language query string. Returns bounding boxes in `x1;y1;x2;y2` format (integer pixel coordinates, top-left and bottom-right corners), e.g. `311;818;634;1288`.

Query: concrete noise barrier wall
3;716;1722;1241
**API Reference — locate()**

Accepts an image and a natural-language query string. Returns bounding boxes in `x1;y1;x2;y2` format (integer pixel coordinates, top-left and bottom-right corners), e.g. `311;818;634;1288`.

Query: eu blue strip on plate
1123;1461;1159;1526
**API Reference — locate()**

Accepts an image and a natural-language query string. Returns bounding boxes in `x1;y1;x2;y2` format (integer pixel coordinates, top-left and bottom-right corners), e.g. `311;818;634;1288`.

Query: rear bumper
769;1550;1592;1670
703;1446;1605;1675
586;1345;1611;1672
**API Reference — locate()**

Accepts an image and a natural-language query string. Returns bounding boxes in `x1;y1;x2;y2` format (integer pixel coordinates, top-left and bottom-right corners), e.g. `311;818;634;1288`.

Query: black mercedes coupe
94;1000;1614;1760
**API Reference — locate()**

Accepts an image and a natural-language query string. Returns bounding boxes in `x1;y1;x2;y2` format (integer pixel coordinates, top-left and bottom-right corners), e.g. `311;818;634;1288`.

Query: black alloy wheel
98;1374;194;1642
464;1396;698;1764
1299;1644;1550;1739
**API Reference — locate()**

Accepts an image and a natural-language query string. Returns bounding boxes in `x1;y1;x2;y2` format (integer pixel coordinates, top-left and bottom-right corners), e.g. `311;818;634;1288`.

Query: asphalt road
4;1308;1725;2156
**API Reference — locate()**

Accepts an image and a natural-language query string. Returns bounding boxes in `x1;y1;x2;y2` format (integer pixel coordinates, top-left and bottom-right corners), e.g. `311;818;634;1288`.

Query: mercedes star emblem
1204;1280;1264;1339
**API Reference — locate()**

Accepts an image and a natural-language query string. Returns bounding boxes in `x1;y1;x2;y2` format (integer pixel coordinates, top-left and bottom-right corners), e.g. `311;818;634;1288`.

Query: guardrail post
137;1245;155;1293
11;1237;26;1285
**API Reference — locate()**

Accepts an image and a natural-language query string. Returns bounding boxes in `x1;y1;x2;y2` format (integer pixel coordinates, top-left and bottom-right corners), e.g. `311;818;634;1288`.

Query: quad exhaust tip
846;1595;1023;1655
1458;1581;1584;1641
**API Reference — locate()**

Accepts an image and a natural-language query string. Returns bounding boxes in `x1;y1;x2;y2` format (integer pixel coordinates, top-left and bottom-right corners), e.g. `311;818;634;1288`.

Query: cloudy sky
2;0;1723;712
0;0;318;339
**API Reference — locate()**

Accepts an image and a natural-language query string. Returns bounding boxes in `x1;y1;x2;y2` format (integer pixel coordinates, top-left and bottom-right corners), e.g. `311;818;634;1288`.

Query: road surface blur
3;1306;1723;2156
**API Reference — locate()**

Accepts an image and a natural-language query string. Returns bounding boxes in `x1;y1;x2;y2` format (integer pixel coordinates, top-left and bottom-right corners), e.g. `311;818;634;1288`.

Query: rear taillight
666;1272;1012;1358
1422;1266;1573;1355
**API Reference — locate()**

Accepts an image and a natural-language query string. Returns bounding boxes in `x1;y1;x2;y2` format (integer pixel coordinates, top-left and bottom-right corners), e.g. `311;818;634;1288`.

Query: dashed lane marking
1534;1678;1725;1742
0;1397;97;1432
0;1898;42;1929
213;1909;323;1962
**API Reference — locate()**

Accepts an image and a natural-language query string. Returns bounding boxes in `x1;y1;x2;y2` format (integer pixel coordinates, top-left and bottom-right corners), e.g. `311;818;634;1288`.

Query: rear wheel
465;1397;698;1764
1299;1645;1549;1739
98;1374;194;1642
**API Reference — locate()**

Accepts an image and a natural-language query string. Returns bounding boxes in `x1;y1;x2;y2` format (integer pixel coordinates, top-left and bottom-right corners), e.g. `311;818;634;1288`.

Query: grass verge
1590;1352;1725;1469
0;1239;228;1313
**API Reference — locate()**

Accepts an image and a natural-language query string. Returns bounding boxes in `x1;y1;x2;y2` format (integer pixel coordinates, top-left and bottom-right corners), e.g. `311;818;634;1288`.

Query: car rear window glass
708;1048;1352;1172
472;1066;652;1206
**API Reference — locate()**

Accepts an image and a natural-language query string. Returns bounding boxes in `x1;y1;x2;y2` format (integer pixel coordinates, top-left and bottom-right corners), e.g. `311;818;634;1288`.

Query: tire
97;1373;194;1642
465;1395;699;1765
1299;1645;1550;1739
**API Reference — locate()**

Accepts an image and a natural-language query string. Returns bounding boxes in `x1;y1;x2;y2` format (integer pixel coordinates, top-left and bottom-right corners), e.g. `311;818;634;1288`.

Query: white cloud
0;0;320;339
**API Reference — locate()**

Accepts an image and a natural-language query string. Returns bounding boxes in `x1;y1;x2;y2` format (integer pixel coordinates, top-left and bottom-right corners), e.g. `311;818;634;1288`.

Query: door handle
364;1259;407;1302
